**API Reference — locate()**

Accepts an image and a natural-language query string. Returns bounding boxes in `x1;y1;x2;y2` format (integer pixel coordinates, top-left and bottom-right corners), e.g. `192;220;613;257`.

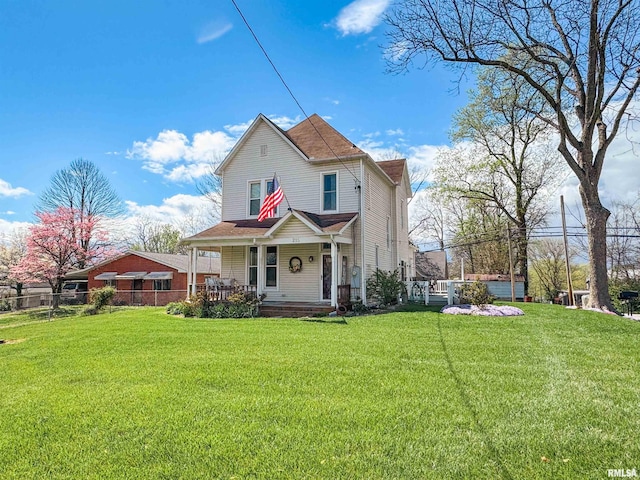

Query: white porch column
257;244;264;296
331;240;338;307
191;246;198;296
186;248;193;299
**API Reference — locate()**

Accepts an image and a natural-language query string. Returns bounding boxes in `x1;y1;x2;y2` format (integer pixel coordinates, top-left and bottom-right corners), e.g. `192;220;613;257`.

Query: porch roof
182;210;358;243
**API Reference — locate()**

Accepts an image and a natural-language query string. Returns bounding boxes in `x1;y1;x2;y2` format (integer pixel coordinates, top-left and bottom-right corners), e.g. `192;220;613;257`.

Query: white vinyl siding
220;246;247;284
271;244;322;302
363;164;394;277
221;121;362;220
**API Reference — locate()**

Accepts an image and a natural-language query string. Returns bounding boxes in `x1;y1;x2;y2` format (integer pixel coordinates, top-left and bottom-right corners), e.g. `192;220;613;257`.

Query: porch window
323;172;337;212
153;279;172;291
265;246;278;287
249;182;261;216
248;246;258;286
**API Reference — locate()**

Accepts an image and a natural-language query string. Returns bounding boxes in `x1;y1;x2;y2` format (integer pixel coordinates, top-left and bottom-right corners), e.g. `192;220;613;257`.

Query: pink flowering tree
11;207;113;309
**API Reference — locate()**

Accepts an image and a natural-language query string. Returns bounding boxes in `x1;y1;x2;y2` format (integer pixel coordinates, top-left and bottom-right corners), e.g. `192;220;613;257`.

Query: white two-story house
181;113;413;307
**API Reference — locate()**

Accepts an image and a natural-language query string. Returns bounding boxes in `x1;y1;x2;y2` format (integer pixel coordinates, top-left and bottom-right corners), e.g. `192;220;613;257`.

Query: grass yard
1;304;639;479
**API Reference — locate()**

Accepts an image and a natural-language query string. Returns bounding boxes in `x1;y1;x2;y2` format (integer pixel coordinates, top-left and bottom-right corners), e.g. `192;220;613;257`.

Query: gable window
265;246;278;287
248;247;258;286
323;172;337;212
249;182;261;216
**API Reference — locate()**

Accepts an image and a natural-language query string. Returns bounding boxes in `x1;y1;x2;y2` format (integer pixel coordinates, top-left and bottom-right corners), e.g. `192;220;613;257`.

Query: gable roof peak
285;114;365;160
375;158;407;184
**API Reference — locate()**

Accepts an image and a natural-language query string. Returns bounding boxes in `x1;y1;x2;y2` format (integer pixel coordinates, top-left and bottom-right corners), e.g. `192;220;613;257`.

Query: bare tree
607;197;640;282
386;0;640;309
431;68;565;293
0;229;28;306
129;217;184;254
195;158;223;223
410;187;447;250
38;158;122;268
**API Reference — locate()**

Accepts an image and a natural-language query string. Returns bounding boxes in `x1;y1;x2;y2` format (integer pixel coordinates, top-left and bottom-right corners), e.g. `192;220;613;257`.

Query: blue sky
1;0;637;240
0;0;470;235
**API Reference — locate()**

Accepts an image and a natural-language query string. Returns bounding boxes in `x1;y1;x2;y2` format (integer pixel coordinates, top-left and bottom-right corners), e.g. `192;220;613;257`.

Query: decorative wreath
289;256;302;273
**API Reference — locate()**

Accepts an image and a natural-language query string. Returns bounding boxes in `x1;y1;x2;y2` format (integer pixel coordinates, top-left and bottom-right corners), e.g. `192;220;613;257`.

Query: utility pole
560;195;574;306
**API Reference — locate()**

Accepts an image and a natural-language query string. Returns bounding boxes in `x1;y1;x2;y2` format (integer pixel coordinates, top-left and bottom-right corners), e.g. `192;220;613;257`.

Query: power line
230;0;360;183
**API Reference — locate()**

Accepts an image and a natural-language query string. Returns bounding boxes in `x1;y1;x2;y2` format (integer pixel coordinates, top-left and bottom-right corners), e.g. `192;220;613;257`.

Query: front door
132;279;143;305
322;254;332;300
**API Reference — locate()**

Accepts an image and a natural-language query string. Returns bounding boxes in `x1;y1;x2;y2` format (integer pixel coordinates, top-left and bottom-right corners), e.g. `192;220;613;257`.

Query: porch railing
197;283;258;302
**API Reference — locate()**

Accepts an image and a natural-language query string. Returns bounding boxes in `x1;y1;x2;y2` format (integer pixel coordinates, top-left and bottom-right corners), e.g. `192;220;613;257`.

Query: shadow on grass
299;317;348;325
395;303;443;313
437;316;514;480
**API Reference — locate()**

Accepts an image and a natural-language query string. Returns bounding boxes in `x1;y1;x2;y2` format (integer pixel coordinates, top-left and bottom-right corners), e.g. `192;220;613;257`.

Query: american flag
258;175;284;222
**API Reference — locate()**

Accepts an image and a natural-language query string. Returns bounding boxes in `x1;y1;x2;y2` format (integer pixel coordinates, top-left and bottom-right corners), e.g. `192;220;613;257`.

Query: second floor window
323;173;337;211
248;179;280;218
249;182;261;216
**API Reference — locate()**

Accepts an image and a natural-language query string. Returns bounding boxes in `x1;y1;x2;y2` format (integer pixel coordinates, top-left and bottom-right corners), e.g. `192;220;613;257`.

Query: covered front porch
182;210;361;309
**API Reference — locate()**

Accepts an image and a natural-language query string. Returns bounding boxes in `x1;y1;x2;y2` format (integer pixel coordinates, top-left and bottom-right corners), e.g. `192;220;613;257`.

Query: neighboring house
464;273;525;301
181;113;413;307
415;251;448;281
66;250;220;306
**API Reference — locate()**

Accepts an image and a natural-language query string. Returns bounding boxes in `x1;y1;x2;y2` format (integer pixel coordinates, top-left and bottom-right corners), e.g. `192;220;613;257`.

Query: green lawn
1;304;638;479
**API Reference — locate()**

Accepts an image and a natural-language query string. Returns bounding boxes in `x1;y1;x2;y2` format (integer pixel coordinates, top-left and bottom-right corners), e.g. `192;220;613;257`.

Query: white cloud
125;194;211;222
386;128;404;136
197;21;232;44
334;0;390;36
127;129;236;180
406;144;448;175
267;114;303;130
0;218;32;238
224;119;254;136
0;179;32;198
1;211;16;215
120;194;218;238
127;116;306;183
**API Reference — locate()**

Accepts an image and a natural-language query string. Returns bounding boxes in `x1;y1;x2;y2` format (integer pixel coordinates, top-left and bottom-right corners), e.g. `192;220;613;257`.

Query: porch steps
259;302;335;318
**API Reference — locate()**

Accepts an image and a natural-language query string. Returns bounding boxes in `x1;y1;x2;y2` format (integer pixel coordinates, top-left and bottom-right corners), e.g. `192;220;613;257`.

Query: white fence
404;280;461;305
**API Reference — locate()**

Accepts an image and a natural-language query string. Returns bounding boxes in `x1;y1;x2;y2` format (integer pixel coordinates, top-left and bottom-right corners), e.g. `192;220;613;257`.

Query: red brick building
67;251;220;306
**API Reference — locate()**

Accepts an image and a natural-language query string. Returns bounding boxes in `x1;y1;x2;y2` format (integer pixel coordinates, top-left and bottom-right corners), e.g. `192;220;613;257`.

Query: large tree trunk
515;225;528;296
580;184;612;310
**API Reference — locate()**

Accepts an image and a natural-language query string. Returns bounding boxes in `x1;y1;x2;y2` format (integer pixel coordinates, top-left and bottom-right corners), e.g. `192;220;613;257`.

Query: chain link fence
0;289;191;314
